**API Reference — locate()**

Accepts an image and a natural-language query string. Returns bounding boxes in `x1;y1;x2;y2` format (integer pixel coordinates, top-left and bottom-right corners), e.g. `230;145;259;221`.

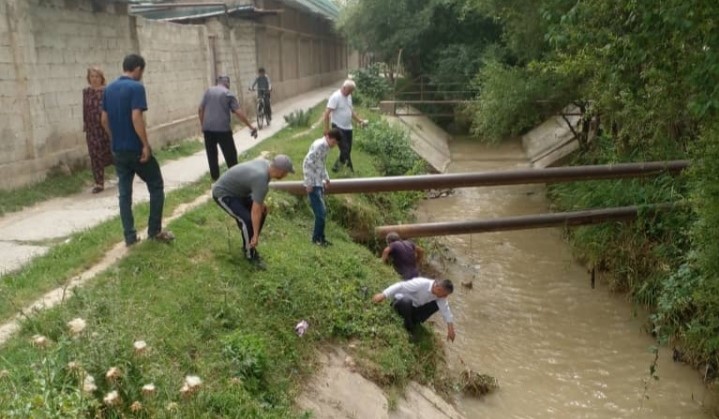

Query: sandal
91;185;104;194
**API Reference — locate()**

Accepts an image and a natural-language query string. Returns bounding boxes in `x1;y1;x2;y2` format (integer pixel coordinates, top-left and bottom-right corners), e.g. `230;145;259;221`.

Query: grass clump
283;109;313;128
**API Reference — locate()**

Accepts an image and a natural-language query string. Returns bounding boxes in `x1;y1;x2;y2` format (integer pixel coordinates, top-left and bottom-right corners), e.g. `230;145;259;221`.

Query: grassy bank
0;180;209;321
0;105;448;417
0;139;204;217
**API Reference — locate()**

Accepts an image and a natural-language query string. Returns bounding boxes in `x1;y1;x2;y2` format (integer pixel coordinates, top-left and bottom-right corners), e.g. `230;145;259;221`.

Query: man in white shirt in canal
323;79;368;173
372;277;456;342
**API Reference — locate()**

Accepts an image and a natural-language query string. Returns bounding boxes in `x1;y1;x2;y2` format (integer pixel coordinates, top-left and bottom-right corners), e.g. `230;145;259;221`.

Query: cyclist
251;67;272;123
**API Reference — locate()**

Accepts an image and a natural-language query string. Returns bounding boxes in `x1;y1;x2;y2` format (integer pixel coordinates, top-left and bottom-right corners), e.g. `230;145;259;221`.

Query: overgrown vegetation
356;119;422;176
340;0;719;383
349;64;391;107
282;109;313;128
0;105;447;417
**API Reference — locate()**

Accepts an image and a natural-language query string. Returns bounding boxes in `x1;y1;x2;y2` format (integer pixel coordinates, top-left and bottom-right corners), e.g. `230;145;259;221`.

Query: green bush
283;109;312;128
356;119;420;176
351;64;391;107
467;60;576;143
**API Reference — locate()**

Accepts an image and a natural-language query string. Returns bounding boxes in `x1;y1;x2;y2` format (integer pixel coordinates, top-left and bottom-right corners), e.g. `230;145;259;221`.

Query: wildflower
103;390;120;406
105;367;121;382
141;383;156;396
31;335;50;348
0;370;9;379
82;374;97;394
133;340;148;355
67;318;87;336
184;375;202;389
166;402;179;412
130;401;143;413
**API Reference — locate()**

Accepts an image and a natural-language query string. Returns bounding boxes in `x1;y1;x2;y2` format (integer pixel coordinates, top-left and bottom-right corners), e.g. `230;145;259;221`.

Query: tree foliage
339;0;719;375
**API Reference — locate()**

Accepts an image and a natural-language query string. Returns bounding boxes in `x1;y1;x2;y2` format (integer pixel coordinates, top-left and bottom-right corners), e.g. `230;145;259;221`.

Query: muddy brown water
416;138;717;418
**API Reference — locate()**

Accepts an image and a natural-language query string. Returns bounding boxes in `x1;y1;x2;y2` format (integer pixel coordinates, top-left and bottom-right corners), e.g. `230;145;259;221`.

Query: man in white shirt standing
372;277;456;342
303;128;341;246
323;79;367;173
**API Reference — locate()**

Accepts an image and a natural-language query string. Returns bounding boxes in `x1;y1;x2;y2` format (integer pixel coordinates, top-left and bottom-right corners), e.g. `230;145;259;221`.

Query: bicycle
251;89;271;129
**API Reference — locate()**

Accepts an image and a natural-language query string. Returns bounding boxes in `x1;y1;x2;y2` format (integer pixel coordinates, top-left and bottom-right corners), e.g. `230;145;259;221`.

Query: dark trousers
331;124;354;172
213;195;267;259
308;186;326;242
203;131;238;181
113;151;165;245
392;299;439;332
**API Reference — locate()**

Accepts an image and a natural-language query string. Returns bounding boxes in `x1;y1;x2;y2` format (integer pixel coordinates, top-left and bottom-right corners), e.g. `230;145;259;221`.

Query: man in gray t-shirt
199;76;257;181
212;154;295;269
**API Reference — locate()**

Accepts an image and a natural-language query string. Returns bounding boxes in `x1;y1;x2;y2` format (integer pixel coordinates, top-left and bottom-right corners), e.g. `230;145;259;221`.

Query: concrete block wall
0;0;135;188
136;18;208;144
254;0;349;105
0;0;351;190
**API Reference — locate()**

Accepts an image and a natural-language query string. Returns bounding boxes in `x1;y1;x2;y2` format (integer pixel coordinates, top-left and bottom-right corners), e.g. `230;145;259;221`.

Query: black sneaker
313;240;332;247
249;254;267;270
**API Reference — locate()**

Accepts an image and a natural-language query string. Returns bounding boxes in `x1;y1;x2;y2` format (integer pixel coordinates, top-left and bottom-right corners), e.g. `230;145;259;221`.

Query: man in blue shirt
101;54;174;246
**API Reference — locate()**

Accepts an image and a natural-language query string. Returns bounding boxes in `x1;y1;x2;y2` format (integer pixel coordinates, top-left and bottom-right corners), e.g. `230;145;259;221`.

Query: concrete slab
0;85;336;275
522;105;581;168
384;107;452;173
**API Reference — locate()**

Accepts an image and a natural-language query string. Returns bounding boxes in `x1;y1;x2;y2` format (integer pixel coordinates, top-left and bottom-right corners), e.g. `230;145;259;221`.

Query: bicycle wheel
264;98;272;124
256;102;264;129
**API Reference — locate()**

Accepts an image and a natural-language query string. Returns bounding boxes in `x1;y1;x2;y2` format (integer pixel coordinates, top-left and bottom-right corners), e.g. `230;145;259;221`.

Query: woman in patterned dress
82;66;113;193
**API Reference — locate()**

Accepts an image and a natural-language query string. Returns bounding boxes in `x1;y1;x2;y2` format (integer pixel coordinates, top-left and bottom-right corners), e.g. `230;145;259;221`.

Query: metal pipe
130;2;229;14
374;203;678;239
271;160;689;195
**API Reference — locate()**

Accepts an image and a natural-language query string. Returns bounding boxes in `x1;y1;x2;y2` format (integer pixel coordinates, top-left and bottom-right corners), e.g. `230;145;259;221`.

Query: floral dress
83;86;113;186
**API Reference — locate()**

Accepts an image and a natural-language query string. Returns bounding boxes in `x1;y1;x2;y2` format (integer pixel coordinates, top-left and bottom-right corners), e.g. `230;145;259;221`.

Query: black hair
386;232;401;243
327;127;343;142
258;67;265;73
437;279;454;294
122;54;146;72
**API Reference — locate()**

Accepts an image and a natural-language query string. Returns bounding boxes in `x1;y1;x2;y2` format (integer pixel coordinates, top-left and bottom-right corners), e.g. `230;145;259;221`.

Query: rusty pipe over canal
373;203;679;239
270;160;689;195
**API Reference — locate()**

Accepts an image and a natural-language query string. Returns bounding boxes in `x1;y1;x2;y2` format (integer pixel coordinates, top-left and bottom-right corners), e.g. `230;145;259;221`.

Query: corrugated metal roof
130;4;279;22
130;0;339;21
283;0;339;20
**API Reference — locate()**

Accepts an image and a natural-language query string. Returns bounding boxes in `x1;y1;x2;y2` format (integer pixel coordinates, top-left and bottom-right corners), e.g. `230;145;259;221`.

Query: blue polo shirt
102;76;148;152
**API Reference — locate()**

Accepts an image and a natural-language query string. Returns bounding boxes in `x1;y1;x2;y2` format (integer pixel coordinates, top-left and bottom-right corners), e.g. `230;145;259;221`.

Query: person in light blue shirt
302;128;341;246
372;277;456;342
101;54;173;246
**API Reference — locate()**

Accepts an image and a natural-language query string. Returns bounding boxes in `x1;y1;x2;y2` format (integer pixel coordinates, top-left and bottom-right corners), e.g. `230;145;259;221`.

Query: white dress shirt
382;277;454;324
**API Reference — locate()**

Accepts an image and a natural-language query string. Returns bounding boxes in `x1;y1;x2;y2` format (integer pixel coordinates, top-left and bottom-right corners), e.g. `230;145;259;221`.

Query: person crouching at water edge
212;154;295;270
372;277;455;342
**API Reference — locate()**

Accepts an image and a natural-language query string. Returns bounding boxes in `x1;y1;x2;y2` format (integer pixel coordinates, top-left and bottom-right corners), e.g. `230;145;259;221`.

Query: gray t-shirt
212;159;270;204
200;85;240;132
